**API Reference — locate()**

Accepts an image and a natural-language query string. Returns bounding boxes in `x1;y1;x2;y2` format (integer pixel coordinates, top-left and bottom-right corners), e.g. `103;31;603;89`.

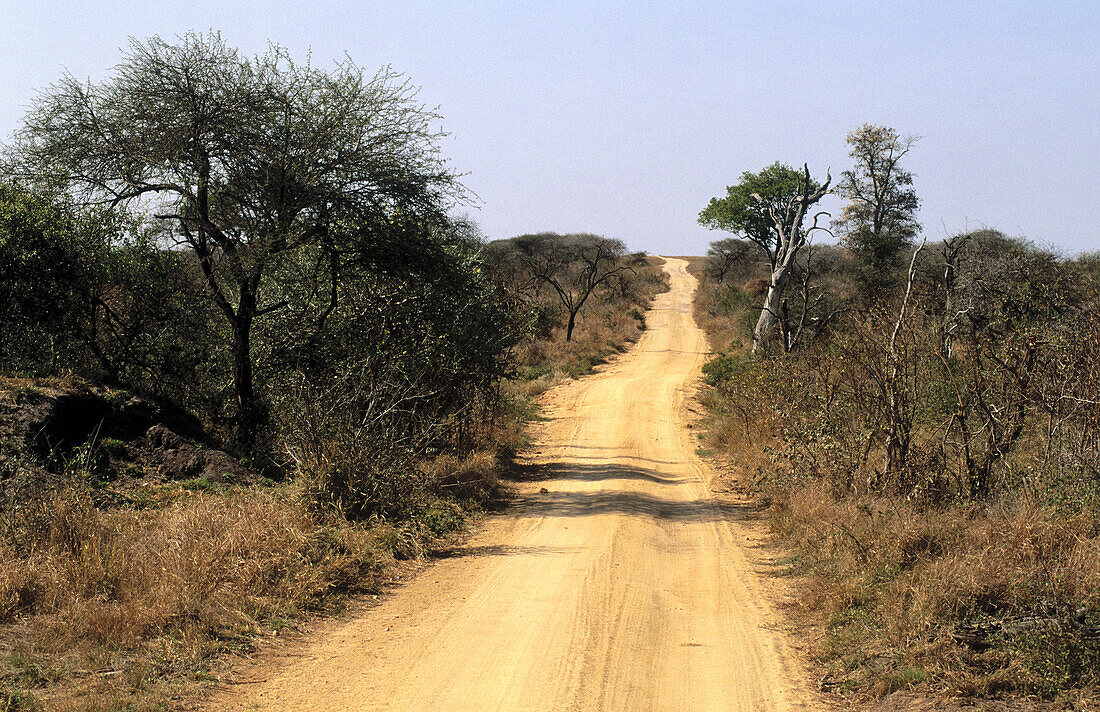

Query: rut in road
212;257;819;712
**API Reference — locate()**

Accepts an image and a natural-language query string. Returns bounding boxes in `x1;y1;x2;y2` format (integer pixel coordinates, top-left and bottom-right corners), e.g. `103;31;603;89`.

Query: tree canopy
834;124;920;294
6;32;464;448
697;162;818;272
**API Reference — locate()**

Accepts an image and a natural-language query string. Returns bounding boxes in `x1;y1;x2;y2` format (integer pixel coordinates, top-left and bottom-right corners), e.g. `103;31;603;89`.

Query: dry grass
772;484;1100;700
427;449;501;503
0;480;472;710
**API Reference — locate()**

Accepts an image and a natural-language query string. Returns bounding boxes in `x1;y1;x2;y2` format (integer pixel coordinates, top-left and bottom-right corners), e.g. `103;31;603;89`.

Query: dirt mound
139;424;249;482
0;380;255;505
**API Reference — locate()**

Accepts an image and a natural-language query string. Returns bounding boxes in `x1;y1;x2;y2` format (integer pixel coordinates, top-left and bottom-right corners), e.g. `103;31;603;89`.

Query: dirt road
212;258;818;711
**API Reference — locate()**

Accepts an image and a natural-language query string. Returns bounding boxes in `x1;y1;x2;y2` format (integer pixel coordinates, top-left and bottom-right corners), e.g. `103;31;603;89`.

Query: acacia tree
502;233;634;342
7;33;459;449
704;238;760;284
834;124;920;296
700;163;830;354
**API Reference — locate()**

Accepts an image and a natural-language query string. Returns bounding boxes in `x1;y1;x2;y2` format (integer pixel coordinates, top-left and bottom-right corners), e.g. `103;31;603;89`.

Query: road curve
211;258;818;712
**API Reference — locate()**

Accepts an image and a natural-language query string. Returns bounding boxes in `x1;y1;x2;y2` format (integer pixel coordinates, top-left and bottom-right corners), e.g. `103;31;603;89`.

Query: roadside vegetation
486;232;666;402
0;34;664;711
693;125;1100;706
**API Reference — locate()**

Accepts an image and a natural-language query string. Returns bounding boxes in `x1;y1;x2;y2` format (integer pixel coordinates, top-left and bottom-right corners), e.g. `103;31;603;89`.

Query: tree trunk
875;235;926;490
565;310;577;342
941;262;956;360
230;316;260;451
230;281;261;452
752;269;789;355
882;387;912;484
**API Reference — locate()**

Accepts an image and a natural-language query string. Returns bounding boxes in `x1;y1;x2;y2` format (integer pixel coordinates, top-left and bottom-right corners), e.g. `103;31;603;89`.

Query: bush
693;230;1100;701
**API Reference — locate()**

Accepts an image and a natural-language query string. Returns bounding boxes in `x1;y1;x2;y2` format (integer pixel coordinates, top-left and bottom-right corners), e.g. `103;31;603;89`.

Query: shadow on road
506;461;764;525
513;461;685;484
432;543;581;560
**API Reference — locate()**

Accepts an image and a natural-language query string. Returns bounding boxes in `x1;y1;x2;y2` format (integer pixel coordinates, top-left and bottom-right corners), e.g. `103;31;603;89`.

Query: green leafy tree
698;162;807;271
85;229;226;408
835;124;920;296
7;33;461;450
0;183;104;371
271;222;515;516
699;163;831;354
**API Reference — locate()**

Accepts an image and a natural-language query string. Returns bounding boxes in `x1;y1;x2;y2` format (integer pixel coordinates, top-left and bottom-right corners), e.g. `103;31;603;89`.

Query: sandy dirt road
211;258;818;711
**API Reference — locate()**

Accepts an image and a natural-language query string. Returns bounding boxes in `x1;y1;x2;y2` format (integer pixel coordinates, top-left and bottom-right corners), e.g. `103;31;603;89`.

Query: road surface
211;257;818;711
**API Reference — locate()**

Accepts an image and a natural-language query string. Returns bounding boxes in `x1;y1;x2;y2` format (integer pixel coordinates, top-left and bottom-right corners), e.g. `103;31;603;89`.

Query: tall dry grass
774;484;1100;698
0;488;389;634
682;256;765;354
0;479;463;710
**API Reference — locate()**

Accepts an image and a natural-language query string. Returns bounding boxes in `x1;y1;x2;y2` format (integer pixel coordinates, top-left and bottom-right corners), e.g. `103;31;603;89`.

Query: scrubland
687;244;1100;707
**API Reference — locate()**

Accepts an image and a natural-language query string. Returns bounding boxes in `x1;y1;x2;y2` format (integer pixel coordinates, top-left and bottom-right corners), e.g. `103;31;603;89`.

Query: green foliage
0;181;227;416
835;124;921;296
419;500;466;536
0;184;103;372
698;162;813;268
268;227;515;518
950;230;1080;337
694;218;1100;700
0;687;41;712
702;352;759;388
1012;622;1100;695
88;230;224;404
0;33;523;522
883;665;928;693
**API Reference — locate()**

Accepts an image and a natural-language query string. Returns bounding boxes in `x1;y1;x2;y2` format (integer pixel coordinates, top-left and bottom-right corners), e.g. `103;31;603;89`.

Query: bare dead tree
877;235;927;486
939;231;972;359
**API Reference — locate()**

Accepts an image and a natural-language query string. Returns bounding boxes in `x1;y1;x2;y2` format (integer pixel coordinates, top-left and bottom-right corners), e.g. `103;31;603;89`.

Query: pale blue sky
1;1;1096;254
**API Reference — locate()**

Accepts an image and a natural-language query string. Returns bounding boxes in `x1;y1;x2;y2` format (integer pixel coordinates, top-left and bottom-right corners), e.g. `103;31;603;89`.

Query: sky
1;1;1097;255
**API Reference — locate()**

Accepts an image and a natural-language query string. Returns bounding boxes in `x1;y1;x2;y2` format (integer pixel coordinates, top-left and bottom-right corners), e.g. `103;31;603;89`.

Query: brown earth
0;382;255;510
207;258;822;712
